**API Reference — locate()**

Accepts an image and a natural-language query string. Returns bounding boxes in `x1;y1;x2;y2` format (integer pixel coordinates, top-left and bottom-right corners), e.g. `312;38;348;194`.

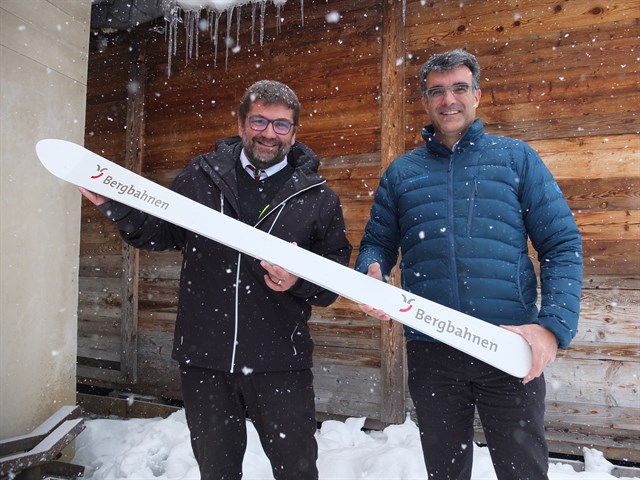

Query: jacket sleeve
98;168;191;251
519;144;583;348
354;168;402;279
288;192;352;307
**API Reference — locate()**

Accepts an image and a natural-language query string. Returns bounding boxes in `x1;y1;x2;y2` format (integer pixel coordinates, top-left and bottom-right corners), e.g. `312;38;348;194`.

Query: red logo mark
91;164;107;179
399;294;414;313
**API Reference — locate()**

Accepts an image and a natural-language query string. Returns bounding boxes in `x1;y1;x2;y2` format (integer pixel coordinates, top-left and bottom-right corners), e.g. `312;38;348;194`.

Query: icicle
225;6;234;71
163;0;295;76
259;0;266;46
185;10;200;63
173;7;179;54
166;4;181;78
208;10;215;61
184;10;190;61
236;5;242;47
213;11;221;67
273;0;288;34
207;10;213;57
300;0;304;27
251;2;257;45
195;10;200;59
167;16;173;77
403;0;406;27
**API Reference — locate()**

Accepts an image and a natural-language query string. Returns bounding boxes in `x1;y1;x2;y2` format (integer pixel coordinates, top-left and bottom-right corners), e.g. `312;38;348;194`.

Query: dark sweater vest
236;161;294;226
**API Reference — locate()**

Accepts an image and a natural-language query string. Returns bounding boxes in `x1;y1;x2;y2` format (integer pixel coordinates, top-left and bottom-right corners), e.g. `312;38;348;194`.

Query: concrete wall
0;0;91;438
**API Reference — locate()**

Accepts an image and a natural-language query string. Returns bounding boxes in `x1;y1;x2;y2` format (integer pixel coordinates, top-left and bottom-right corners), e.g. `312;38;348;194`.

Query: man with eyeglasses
80;80;352;480
355;50;582;479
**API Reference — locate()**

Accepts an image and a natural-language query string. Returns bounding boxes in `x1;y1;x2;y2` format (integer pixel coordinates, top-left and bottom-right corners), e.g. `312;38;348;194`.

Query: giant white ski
36;139;532;377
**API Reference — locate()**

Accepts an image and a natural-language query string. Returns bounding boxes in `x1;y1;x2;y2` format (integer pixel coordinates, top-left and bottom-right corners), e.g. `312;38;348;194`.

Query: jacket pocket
516;251;537;308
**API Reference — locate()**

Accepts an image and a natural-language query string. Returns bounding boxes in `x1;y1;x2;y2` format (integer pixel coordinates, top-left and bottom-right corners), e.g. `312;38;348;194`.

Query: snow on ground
72;409;636;479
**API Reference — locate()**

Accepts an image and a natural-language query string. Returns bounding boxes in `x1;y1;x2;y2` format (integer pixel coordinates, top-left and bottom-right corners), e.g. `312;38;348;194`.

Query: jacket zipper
228;179;326;373
466;176;478;237
254;179;327;228
447;151;461;310
230;251;243;373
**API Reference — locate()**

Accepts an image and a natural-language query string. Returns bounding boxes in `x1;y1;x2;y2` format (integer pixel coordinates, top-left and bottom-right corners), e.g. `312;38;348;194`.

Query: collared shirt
240;150;289;181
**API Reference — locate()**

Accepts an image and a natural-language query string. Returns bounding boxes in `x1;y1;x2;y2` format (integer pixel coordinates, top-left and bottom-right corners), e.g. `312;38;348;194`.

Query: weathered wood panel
138;0;384;167
545;358;638;408
78;0;639;462
313;363;383;419
404;1;640;142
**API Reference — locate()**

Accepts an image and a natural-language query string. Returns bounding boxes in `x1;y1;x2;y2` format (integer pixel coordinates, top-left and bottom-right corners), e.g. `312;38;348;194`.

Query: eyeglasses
248;115;294;135
425;83;473;100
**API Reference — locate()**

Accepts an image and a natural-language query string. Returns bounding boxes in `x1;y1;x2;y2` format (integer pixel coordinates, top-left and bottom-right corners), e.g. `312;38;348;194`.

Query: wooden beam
0;406;85;478
0;406;81;456
120;39;147;384
379;0;407;424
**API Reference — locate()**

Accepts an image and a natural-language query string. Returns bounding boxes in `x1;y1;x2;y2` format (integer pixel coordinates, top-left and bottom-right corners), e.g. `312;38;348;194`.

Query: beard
241;133;292;170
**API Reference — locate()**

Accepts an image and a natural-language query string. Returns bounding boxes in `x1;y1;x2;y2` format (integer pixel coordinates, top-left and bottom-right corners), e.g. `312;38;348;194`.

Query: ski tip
36;139;85;180
36;139;59;175
36;138;72;154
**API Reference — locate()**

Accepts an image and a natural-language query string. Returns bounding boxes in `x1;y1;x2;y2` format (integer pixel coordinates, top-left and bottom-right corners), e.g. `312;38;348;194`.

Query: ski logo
99;169;171;211
398;295;499;353
91;164;108;179
399;294;414;313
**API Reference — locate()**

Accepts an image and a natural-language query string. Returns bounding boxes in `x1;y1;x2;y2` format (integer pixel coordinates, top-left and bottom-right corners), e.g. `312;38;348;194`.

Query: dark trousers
407;341;549;480
180;366;318;480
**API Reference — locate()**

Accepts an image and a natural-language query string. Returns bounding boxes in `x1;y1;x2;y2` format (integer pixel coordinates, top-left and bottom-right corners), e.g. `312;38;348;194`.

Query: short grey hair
419;49;481;98
239;80;300;125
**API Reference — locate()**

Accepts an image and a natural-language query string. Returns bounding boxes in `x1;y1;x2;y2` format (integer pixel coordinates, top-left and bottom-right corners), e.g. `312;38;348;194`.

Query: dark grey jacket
102;136;352;372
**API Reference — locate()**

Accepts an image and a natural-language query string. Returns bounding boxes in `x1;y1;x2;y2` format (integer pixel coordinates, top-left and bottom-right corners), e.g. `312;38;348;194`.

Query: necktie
246;164;262;182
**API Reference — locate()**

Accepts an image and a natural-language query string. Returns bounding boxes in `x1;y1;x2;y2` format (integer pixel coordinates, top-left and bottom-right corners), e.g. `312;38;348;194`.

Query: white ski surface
36;139;532;377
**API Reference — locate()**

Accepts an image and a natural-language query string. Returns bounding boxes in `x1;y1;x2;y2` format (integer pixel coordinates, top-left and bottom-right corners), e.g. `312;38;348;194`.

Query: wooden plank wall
79;0;639;462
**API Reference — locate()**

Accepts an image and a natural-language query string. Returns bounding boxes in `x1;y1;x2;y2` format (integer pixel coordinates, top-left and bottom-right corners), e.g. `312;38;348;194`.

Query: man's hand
501;323;558;384
79;187;107;206
261;260;298;291
358;263;391;321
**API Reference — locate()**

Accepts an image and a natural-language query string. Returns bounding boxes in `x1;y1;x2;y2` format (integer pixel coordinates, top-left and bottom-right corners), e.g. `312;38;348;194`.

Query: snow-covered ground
72;409;637;479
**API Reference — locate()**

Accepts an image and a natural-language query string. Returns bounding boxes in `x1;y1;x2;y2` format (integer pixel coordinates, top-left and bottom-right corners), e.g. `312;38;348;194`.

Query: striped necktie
245;164;262;181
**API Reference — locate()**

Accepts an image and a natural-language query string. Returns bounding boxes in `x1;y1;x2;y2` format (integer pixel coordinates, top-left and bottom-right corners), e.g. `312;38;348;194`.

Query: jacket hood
202;135;327;228
214;135;321;173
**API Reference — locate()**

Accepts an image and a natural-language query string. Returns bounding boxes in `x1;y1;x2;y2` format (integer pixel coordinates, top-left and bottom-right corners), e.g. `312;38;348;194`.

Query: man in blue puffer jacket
355;50;582;479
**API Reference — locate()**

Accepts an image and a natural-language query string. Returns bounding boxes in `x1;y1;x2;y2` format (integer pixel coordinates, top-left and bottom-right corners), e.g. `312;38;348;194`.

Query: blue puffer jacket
355;119;582;348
